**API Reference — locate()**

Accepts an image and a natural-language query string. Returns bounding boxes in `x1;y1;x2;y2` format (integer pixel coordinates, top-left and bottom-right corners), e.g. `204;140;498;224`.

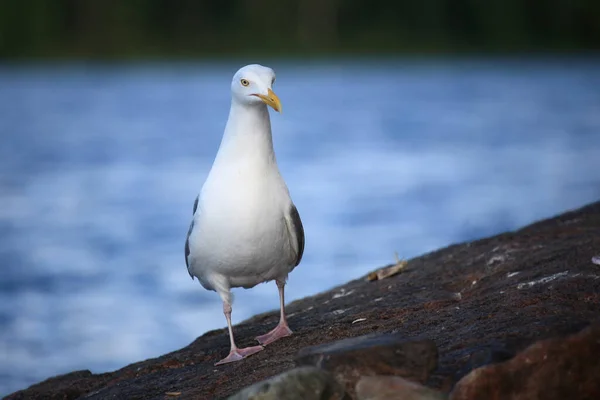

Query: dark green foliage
0;0;598;58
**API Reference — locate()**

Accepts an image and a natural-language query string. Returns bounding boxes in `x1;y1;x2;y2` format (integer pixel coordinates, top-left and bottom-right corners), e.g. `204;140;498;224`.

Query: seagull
185;64;305;366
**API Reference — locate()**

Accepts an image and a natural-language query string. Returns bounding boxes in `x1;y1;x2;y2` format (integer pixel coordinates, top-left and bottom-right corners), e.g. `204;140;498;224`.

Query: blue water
1;58;599;395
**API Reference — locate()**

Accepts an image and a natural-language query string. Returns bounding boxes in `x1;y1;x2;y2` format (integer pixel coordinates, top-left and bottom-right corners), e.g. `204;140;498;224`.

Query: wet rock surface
5;201;600;400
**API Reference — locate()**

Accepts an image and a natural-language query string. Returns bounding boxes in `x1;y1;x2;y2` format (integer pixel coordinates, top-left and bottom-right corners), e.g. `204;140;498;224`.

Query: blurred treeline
1;0;599;59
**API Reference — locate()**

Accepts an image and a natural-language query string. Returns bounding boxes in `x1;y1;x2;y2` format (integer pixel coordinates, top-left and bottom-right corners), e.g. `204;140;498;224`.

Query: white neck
214;101;276;166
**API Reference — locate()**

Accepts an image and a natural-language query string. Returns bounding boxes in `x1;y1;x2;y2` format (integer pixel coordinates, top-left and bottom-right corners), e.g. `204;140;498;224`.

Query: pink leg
215;301;263;366
255;280;293;346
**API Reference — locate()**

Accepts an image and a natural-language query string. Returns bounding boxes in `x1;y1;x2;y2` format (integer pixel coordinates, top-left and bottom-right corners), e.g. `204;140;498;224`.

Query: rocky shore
6;201;600;400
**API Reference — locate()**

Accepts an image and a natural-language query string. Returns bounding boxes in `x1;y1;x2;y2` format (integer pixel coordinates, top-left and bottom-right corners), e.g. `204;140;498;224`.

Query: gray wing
285;204;305;267
185;195;199;279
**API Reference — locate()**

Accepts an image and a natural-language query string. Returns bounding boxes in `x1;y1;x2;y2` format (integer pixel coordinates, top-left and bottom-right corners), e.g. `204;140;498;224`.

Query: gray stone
296;333;438;397
227;366;348;400
356;376;447;400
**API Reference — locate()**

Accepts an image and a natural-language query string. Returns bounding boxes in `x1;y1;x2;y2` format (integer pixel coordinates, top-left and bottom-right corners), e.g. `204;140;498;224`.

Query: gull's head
231;64;281;113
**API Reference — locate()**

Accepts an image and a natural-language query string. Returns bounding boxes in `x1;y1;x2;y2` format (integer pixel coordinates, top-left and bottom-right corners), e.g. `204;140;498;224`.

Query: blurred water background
1;0;600;396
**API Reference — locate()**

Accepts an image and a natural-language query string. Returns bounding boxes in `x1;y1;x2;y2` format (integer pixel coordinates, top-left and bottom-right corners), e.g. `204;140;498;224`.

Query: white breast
187;159;295;290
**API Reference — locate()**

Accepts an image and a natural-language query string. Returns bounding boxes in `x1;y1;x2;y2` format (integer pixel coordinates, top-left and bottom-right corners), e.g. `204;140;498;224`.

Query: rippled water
1;58;599;395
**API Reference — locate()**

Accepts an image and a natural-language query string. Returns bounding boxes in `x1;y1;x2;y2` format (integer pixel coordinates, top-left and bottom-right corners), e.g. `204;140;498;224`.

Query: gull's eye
240;79;250;87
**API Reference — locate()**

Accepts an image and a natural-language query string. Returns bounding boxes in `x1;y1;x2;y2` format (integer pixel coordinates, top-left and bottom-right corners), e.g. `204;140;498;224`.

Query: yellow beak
254;88;282;113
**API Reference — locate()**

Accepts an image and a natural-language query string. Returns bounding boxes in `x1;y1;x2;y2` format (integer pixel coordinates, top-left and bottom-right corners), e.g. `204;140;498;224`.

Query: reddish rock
450;325;600;400
356;376;446;400
296;335;438;397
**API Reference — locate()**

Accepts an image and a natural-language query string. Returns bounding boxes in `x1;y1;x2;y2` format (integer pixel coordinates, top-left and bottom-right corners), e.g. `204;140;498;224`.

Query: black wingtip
290;204;305;266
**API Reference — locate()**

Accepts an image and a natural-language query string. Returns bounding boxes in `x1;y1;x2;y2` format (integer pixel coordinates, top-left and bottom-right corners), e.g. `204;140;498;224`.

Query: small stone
227;366;348;400
592;255;600;265
356;376;447;400
450;325;600;400
452;346;515;383
296;333;438;397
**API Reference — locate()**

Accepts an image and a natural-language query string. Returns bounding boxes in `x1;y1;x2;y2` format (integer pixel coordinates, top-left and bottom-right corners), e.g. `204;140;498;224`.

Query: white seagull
185;64;305;366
